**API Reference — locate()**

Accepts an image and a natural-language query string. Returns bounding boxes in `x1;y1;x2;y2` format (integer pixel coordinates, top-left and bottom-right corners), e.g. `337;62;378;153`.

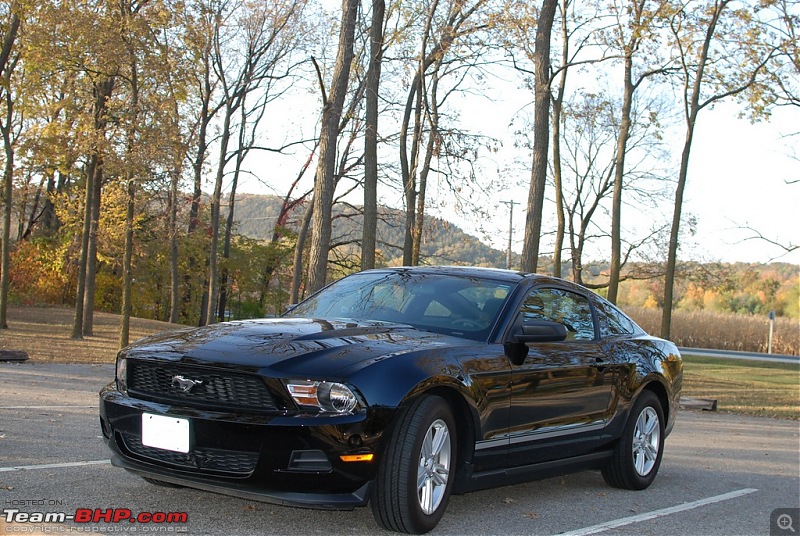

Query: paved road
1;362;798;535
679;348;799;365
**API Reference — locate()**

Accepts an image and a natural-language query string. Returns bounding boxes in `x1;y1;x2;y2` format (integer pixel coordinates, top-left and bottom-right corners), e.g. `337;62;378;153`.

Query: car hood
123;318;469;377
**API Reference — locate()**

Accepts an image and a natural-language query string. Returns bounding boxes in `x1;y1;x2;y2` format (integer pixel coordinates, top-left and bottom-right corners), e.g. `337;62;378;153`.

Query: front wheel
602;390;665;490
371;395;457;534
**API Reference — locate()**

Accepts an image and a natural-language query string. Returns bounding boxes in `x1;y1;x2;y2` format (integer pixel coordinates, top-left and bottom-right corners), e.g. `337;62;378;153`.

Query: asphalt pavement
1;362;798;535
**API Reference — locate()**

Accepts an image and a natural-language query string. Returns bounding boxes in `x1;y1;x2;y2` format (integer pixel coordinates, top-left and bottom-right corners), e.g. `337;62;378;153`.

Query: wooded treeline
0;0;796;345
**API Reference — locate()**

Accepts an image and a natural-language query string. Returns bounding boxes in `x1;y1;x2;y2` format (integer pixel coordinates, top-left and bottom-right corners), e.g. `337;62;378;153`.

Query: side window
594;299;636;338
520;288;596;341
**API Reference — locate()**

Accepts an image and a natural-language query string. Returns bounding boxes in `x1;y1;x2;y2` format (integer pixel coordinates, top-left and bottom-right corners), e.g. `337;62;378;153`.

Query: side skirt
454;450;613;494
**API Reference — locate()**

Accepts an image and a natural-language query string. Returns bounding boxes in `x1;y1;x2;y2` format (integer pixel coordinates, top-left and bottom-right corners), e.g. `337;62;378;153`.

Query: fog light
287;450;332;472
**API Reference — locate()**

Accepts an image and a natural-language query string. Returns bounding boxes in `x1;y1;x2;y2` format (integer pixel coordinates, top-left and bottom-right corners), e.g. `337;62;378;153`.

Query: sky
676;102;799;265
432;77;800;267
240;88;799;268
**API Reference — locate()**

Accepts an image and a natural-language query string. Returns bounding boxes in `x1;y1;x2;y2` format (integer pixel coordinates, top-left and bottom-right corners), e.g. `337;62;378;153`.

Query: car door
507;286;615;464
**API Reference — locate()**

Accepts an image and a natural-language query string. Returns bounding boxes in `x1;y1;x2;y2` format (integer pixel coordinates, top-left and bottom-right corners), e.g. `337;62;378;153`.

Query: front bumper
99;383;383;510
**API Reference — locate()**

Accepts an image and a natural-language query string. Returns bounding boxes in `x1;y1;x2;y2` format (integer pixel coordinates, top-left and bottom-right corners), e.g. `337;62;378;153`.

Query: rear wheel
602;390;664;490
371;395;456;534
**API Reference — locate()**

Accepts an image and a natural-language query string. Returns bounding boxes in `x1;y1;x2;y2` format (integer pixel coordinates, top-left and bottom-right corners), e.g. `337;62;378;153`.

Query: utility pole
500;200;518;270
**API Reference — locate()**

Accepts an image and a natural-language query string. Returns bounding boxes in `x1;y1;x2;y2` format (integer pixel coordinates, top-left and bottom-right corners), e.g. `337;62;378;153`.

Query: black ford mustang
100;267;682;534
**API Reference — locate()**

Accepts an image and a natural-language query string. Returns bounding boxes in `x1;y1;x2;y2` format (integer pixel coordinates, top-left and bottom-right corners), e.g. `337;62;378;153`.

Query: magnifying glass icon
778;514;796;533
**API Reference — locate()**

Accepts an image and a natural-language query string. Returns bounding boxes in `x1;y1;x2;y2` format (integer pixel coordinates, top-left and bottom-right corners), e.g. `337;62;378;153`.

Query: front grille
127;359;277;411
120;433;259;475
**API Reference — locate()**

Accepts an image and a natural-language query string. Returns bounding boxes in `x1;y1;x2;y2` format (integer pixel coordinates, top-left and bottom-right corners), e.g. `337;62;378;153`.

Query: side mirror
515;319;567;343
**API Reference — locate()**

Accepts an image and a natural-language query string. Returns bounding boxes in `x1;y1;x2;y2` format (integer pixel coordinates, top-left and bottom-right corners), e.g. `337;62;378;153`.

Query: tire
371;395;457;534
141;477;183;488
602;390;665;490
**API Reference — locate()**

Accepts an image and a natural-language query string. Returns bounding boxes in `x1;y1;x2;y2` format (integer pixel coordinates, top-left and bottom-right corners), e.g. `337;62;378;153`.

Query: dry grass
0;305;181;363
626;306;800;356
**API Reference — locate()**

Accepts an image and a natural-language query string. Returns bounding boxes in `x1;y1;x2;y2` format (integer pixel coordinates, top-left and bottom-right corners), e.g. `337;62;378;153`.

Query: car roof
361;265;586;286
360;265;523;282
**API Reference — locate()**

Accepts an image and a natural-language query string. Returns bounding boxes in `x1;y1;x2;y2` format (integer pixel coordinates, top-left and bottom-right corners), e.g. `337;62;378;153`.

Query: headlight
116;357;127;392
285;380;358;413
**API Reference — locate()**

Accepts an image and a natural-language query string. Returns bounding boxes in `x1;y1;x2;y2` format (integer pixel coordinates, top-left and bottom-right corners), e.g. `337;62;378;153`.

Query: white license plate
141;413;190;453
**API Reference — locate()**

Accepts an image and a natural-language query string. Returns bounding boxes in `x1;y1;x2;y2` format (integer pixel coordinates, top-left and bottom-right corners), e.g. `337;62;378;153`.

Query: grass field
2;306;798;419
681;354;800;419
0;305;180;363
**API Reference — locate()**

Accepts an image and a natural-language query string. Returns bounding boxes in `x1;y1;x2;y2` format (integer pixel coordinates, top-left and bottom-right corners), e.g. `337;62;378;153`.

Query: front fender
348;347;483;443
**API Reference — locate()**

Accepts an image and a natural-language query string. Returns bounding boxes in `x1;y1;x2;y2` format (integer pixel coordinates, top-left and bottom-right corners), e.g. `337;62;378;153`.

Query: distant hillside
233;193;507;267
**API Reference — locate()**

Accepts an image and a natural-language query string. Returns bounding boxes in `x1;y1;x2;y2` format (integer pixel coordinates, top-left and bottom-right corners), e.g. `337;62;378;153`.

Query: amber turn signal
339;454;374;462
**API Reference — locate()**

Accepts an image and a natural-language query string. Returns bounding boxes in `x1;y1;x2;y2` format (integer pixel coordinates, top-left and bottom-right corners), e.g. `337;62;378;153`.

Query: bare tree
205;0;307;323
398;0;491;266
559;94;616;284
661;0;774;339
306;0;360;293
520;0;558;272
361;0;385;270
605;0;673;303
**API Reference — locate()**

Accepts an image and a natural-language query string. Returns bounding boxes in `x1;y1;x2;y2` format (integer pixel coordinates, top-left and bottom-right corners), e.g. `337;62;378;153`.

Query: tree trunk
41;173;56;233
0;13;19;329
411;72;440;266
217;151;242;322
291;201;313;304
362;0;385;271
205;103;232;324
82;154;104;336
552;112;565;278
551;1;569;279
0;139;11;330
411;145;433;266
168;167;180;323
662;1;727;339
120;43;139;348
608;54;634;304
0;95;13;330
567;212;583;285
119;179;135;348
520;0;558;273
401;76;424;266
183;55;214;323
71;155;97;340
72;78;114;339
306;0;360;293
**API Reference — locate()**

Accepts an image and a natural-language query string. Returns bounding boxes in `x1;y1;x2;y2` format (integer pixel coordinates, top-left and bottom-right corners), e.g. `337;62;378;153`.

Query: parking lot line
561;488;759;535
0;406;98;409
0;460;111;473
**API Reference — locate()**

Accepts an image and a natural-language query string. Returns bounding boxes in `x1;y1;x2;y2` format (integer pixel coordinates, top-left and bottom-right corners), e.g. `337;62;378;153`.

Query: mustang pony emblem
171;375;204;393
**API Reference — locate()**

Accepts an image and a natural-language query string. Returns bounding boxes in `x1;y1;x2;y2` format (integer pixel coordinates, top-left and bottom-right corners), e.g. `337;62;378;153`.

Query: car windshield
286;271;514;341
